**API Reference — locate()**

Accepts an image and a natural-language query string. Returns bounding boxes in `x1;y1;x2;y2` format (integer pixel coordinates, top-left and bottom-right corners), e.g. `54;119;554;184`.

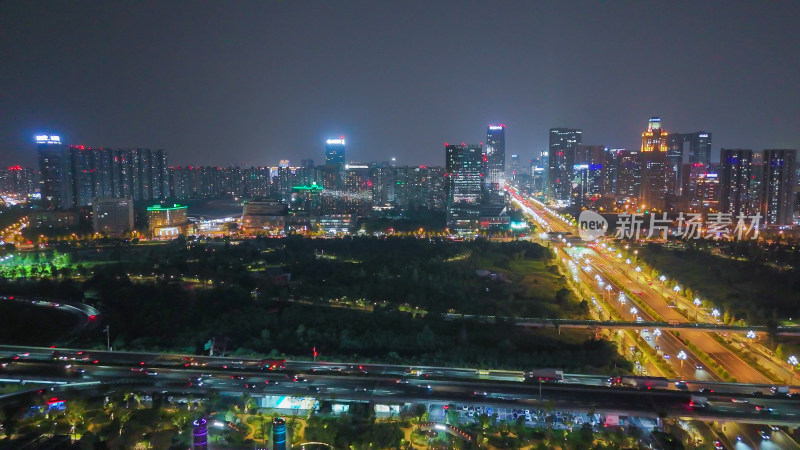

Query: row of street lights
601;240;800;377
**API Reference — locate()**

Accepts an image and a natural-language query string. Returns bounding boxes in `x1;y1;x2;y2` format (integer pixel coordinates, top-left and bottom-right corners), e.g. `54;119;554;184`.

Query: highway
509;189;774;386
2;345;800;428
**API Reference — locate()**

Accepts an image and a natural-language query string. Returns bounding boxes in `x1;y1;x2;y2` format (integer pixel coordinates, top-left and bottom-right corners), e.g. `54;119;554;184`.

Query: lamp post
746;330;757;340
788;356;798;382
711;308;720;323
693;298;702;320
635;266;642;282
677;350;687;367
104;325;110;351
630;307;638;319
653;328;662;341
604;284;612;300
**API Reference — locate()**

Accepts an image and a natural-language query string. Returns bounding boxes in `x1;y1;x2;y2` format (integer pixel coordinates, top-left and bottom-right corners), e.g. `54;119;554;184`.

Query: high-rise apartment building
0;166;37;197
761;149;797;225
548;128;582;203
720;149;757;217
37;135;170;208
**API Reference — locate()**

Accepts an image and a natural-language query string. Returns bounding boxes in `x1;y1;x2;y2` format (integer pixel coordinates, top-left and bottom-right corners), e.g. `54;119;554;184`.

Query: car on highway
730;398;748;403
354;387;367;392
695;365;703;370
754;405;773;413
769;425;780;431
713;440;723;449
758;430;770;440
144;370;158;376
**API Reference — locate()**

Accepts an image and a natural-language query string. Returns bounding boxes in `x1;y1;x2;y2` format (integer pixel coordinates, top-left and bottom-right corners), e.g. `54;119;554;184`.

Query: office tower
666;134;686;195
485;124;506;183
616;150;641;205
761;149;797;225
272;417;287;450
325;137;346;168
510;154;520;179
485;125;506;209
720;149;756;217
666;132;712;196
37;134;67;207
548;128;582;203
688;132;712;164
92;197;134;236
602;148;620;196
639;117;671;211
445;143;483;232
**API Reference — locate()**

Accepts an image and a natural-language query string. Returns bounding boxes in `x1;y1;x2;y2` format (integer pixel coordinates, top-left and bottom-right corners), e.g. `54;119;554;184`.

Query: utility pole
104;325;110;351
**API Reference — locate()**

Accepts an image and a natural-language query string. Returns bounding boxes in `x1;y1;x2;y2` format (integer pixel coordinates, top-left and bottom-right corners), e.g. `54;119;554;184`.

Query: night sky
1;1;798;167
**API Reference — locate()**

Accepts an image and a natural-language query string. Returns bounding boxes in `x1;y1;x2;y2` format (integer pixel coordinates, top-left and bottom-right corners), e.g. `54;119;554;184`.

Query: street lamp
635;266;642;281
659;275;667;283
653;328;662;340
693;298;702;306
673;285;681;293
625;258;631;265
605;284;612;300
630;307;638;318
746;330;757;340
789;355;798;367
617;253;623;258
711;309;720;322
677;350;687;367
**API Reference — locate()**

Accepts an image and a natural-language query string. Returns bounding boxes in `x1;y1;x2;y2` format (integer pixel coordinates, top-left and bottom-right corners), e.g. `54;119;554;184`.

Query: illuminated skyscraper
760;149;797;225
548;128;582;203
36;134;67;207
639;117;671;211
485;124;506;208
445;143;483;232
325;137;346;168
615;150;641;203
720;149;756;217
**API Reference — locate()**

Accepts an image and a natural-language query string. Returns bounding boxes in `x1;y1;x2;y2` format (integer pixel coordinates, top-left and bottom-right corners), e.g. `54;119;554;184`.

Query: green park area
0;237;629;373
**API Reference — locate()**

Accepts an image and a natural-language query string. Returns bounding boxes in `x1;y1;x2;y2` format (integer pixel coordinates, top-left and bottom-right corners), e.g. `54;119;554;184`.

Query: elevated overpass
443;313;800;336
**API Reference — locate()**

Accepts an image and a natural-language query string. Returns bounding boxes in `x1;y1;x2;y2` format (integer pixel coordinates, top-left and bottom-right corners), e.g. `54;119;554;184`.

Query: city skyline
2;1;799;167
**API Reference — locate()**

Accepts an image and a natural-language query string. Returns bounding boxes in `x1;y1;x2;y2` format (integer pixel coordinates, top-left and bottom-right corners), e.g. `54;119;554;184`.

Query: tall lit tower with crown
639;117;671;211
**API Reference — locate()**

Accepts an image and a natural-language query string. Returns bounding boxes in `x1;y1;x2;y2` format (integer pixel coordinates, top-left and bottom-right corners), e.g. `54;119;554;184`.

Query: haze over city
2;0;799;166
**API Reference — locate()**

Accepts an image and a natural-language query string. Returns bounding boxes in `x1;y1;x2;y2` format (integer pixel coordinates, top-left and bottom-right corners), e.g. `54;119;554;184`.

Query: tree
65;399;88;442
